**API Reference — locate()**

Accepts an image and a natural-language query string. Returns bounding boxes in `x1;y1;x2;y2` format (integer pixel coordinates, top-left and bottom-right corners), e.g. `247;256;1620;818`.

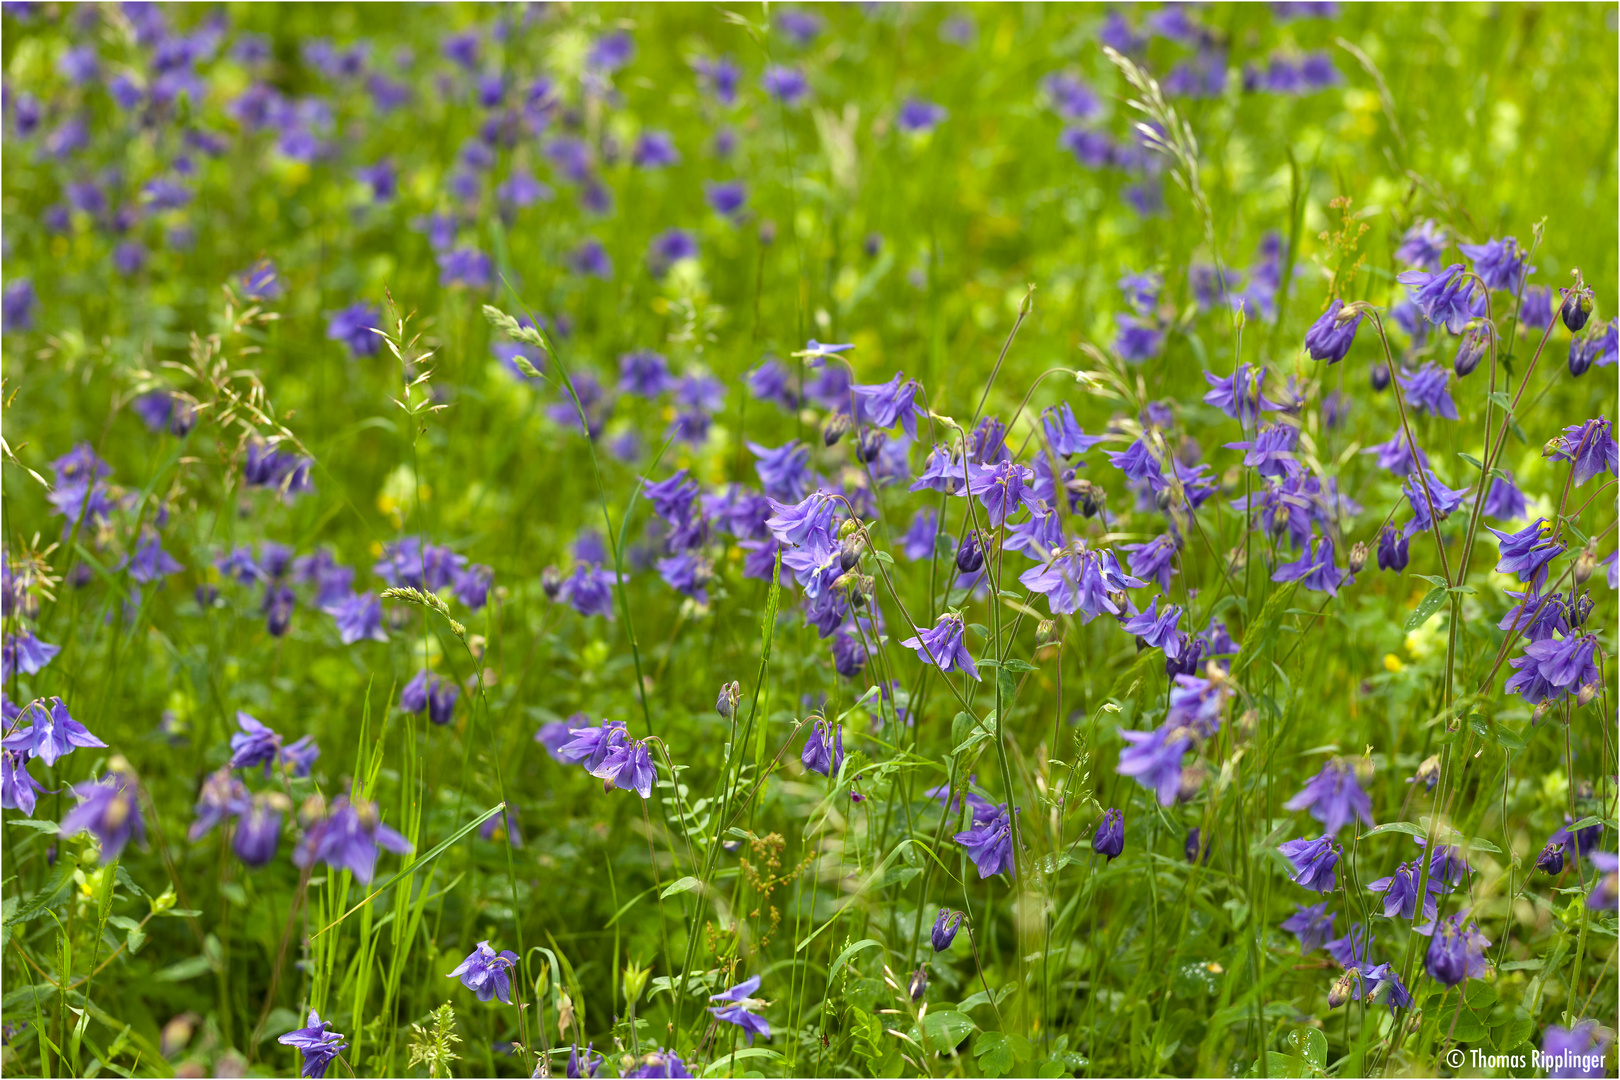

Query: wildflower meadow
3;3;1619;1077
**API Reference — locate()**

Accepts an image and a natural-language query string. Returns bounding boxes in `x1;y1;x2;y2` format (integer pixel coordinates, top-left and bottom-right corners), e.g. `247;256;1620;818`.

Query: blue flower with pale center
709;976;772;1043
801;718;843;776
1122;596;1184;657
896;98;947;134
188;767;248;842
292;796;413;884
748;441;812;501
2;628;60;679
1122;534;1179;590
761;65;808;106
229;711;282;774
326;302;381;357
60;768;145;859
1396;362;1458;419
448;940;519;1003
1402;468;1468;538
961;459;1035;527
1202;363;1282;426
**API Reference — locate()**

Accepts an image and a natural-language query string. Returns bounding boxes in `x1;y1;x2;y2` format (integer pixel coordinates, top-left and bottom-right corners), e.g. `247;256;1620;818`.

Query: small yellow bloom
1383;653;1404;673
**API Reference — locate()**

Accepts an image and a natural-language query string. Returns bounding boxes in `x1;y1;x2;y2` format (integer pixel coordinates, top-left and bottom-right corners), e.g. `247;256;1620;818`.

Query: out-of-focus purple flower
1305;300;1362;363
188;767;248;842
234;792;286;866
448;940;519;1003
59;769;145;860
332;592;386;644
1482;474;1527;521
3;278;37;332
1283;760;1373;837
1281;901;1336;952
113;240;147;276
560;563;617;618
1541;1021;1612;1079
762;65;809;107
326;302;382;358
693;56;740;105
2;628;60;679
229;711;283;775
1114;314;1163;361
438;246;493;289
896;98;947;134
1396;363;1458;419
293;796;413;884
587;30;634;72
705;180;747;218
632;131;680;169
1116;724;1191;806
1458;236;1530;292
1402;468;1468;538
648;228;699;273
2;745;45;816
749;441;812;501
1272;536;1347;596
1203;363;1281;427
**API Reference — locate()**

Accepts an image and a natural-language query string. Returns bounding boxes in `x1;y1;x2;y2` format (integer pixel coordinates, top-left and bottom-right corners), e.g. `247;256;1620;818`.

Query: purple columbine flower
188;767;248;841
293;796;413;884
748;441;812;502
2;745;45;816
910;445;967;494
1116;724;1191;806
594;736;656;798
1549;417;1618;487
1541;1021;1611;1079
3;278;37;332
332;592;386;644
1367;860;1441;920
126;536;183;583
1396;263;1474;333
557;719;629;776
801;718;843;776
1395;220;1446;271
1458;236;1529;291
1355;963;1413;1014
1402;468;1468;538
932;908;964;951
5;697;106;767
560;564;617;619
631;130;680;169
1488;518;1564;588
1423;909;1491;986
761;65;808;106
60;769;145;859
1122;534;1179;591
1377;524;1409;572
1092;808;1125;861
1482;474;1527;521
448;940;519;1003
1122;597;1184;657
1396;363;1458;419
1278;835;1339;893
832;632;866;678
962;459;1035;527
325;302;382;358
1281;901;1336;952
1203;363;1282;426
618;349;675;398
1114;314;1163;361
853;373;926;438
1020;543;1146;623
1283;760;1373;837
901;508;940;561
1590;852;1619;912
623;1050;694;1078
900;613;979;680
1040;402;1105;458
954;802;1016;878
568;1042;605;1078
1304;299;1361;363
708;975;771;1044
1272;535;1347;596
1363;433;1429;476
896;97;947;134
278;1009;348;1079
705;180;747;218
235;792;286;866
2;628;60;679
229;711;282;774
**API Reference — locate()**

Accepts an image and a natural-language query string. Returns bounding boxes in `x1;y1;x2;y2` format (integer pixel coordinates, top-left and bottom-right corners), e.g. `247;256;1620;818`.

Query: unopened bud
822;411;851;447
1079;483;1105;519
1348;541;1369;575
1575;541;1598;586
855;427;887;464
1176;763;1206;803
1036;619;1058;648
1370;363;1391;393
956;531;985;574
837;517;861;541
541;566;563;601
1562;287;1593;333
1577;682;1599;708
1532;700;1556;726
839;535;864;571
909;966;928;1001
1328;970;1358;1009
716;680;742;721
1543;436;1570;460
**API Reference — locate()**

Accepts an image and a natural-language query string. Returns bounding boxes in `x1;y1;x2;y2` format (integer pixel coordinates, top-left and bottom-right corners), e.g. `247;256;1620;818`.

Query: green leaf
919;1010;976;1052
659;876;701;899
1491;1010;1534;1051
1457;452;1484;470
826;938;882;990
871;549;894;565
1412;574;1450;587
1287;1026;1327;1074
1404;587;1448;632
1487;390;1513;413
698;1047;784;1075
1107;646;1165;699
1567;815;1604;832
6;852;79;928
1360;821;1426;840
1002;658;1037;673
153;954;215;982
7;819;60;835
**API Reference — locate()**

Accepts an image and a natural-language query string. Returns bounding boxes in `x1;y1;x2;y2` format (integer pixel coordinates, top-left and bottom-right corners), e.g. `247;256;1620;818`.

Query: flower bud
838;517;860;541
1575;541;1598;586
839;535;864;572
1537;841;1566;876
1036;619;1058;648
1369;363;1391;392
909;966;929;1002
541;566;563;601
1543;435;1570;460
955;532;985;574
1577;682;1599;708
1079;482;1105;519
1328;970;1358;1009
1177;764;1206;804
1453;325;1488;377
757;219;777;246
1348;541;1369;575
822;411;851;447
1561;287;1593;333
855;427;887;464
716;680;742;721
1532;700;1556;726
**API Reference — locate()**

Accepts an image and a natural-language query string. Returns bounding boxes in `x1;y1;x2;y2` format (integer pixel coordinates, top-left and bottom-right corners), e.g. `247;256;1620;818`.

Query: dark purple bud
1092;808;1124;860
908;966;928;1001
854;427;886;464
1561;288;1593;333
822;412;851;447
955;532;984;574
1537;841;1565;876
931;908;963;952
1370;363;1391;392
541;565;564;601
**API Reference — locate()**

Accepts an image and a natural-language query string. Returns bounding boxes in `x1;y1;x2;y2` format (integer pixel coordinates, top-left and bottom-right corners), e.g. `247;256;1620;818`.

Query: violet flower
900;613;979;680
448;940;520;1003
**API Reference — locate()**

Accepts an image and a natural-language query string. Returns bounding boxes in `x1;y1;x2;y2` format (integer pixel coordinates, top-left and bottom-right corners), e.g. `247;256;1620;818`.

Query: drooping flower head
708;976;771;1044
931;908;964;951
801;718;844;776
1278;834;1339;893
60;768;146;860
1092;807;1125;861
954;802;1016;878
278;1009;348;1079
1280;901;1336;952
448;940;520;1003
1283;759;1373;837
1423;909;1491;986
900;613;979;680
293;796;414;884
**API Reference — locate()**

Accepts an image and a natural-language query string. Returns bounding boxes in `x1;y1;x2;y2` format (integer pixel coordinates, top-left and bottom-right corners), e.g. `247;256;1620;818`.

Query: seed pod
1577;682;1599;708
1348;541;1369;575
1328;970;1358;1009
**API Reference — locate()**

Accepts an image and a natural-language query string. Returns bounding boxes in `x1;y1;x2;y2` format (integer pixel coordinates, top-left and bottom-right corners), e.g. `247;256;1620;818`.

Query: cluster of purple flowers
552;719;656;799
